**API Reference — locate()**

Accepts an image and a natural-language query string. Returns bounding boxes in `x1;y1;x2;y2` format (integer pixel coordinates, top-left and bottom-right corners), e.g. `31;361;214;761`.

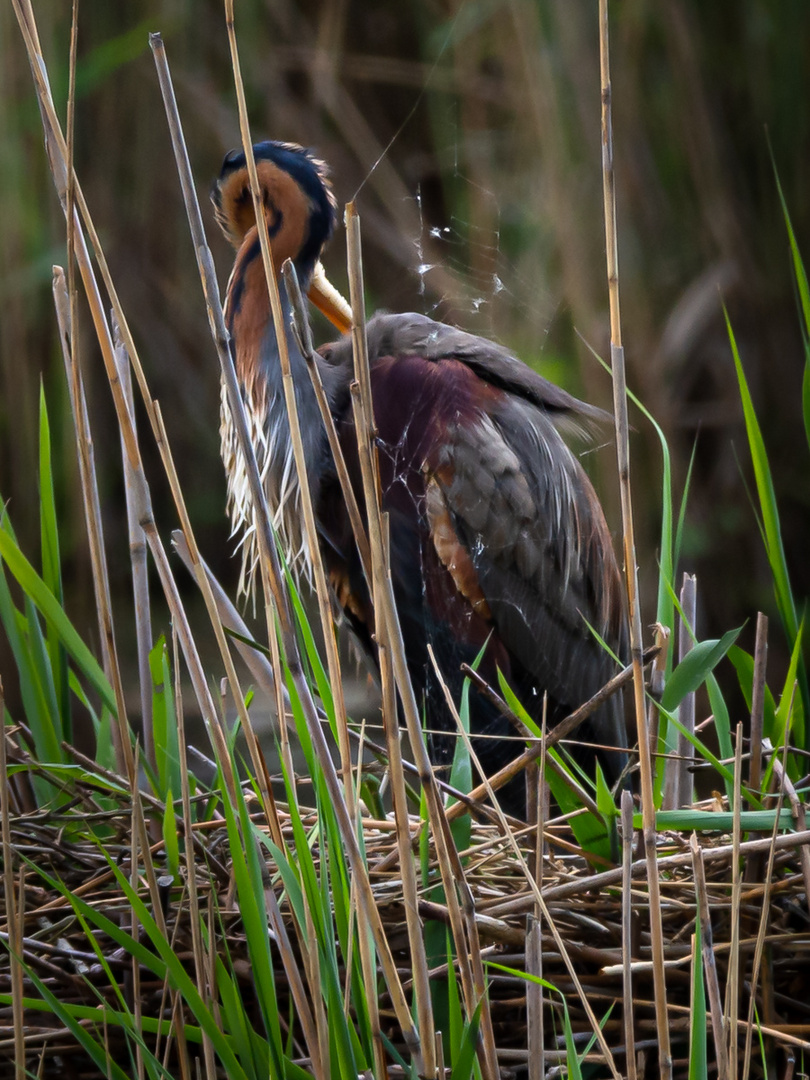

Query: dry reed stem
727;722;743;1076
51;271;128;775
621;787;638;1080
742;727;792;1080
431;646;622;1079
344;202;437;1078
598;2;671;1073
749;612;768;803
690;832;729;1078
113;317;154;776
769;748;810;908
217;13;355;822
526;916;544;1080
0;687;25;1080
62;0;129;779
672;574;697;809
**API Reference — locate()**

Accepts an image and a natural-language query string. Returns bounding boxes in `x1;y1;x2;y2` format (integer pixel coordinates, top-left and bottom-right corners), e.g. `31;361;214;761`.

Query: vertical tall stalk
597;1;671;1073
0;687;25;1080
150;23;419;1063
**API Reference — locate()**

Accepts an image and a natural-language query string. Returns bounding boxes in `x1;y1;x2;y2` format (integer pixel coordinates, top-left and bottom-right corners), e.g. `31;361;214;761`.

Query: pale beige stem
598;2;671;1073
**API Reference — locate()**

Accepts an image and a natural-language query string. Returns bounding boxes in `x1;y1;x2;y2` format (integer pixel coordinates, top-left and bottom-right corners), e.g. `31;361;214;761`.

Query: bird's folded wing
424;388;623;713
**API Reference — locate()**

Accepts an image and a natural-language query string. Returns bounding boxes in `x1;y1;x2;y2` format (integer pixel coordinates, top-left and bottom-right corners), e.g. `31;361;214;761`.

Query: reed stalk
598;2;671;1072
0;686;25;1080
113;319;154;775
430;647;622;1079
150;22;419;1058
621;787;638;1080
344;201;439;1078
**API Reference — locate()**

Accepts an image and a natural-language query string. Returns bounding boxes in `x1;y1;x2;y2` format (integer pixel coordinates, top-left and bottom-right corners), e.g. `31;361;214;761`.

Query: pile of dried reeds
1;744;809;1078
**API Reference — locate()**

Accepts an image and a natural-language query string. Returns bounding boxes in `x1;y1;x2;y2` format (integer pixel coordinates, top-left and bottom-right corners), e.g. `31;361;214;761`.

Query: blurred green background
1;0;808;718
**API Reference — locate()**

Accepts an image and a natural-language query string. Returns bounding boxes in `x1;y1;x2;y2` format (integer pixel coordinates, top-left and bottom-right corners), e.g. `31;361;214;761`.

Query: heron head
212;140;337;285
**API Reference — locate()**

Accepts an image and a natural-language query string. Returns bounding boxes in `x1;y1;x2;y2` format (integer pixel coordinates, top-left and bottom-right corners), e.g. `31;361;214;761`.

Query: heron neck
259;277;327;485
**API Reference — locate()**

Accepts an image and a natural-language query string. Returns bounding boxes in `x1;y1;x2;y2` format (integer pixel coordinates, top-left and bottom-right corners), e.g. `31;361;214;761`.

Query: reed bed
0;749;809;1078
2;2;809;1079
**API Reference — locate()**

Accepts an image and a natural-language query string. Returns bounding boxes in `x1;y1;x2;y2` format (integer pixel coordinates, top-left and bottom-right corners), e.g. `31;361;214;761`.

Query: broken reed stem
598;2;671;1074
727;723;743;1074
344;201;437;1080
690;832;729;1079
113;317;154;777
526;914;544;1080
742;725;792;1080
621;788;637;1080
749;612;768;803
0;687;26;1080
51;270;127;776
672;574;697;809
431;649;622;1080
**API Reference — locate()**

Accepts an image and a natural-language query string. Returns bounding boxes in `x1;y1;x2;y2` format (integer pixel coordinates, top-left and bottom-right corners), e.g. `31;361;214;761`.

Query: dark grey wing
424;383;628;778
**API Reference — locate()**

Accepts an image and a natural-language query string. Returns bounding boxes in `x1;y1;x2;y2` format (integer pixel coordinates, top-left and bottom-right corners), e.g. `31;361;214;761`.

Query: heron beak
307;261;353;335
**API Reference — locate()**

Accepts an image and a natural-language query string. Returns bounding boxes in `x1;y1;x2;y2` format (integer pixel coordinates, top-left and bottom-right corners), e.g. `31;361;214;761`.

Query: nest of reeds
1;740;809;1080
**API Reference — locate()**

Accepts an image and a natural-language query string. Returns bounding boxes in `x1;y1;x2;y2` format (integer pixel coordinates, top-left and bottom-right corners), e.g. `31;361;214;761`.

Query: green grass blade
765;621;805;783
14;964;140;1080
38;385;71;736
688;910;708;1080
149;635;181;801
726;308;809;744
0;524;117;715
771;151;810;348
586;341;678;657
220;777;287;1074
450;997;484;1080
498;673;614;861
660;627;742;713
649;809;791;832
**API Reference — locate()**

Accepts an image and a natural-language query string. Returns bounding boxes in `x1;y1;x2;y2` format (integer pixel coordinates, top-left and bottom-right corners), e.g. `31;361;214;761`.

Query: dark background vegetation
1;0;808;720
